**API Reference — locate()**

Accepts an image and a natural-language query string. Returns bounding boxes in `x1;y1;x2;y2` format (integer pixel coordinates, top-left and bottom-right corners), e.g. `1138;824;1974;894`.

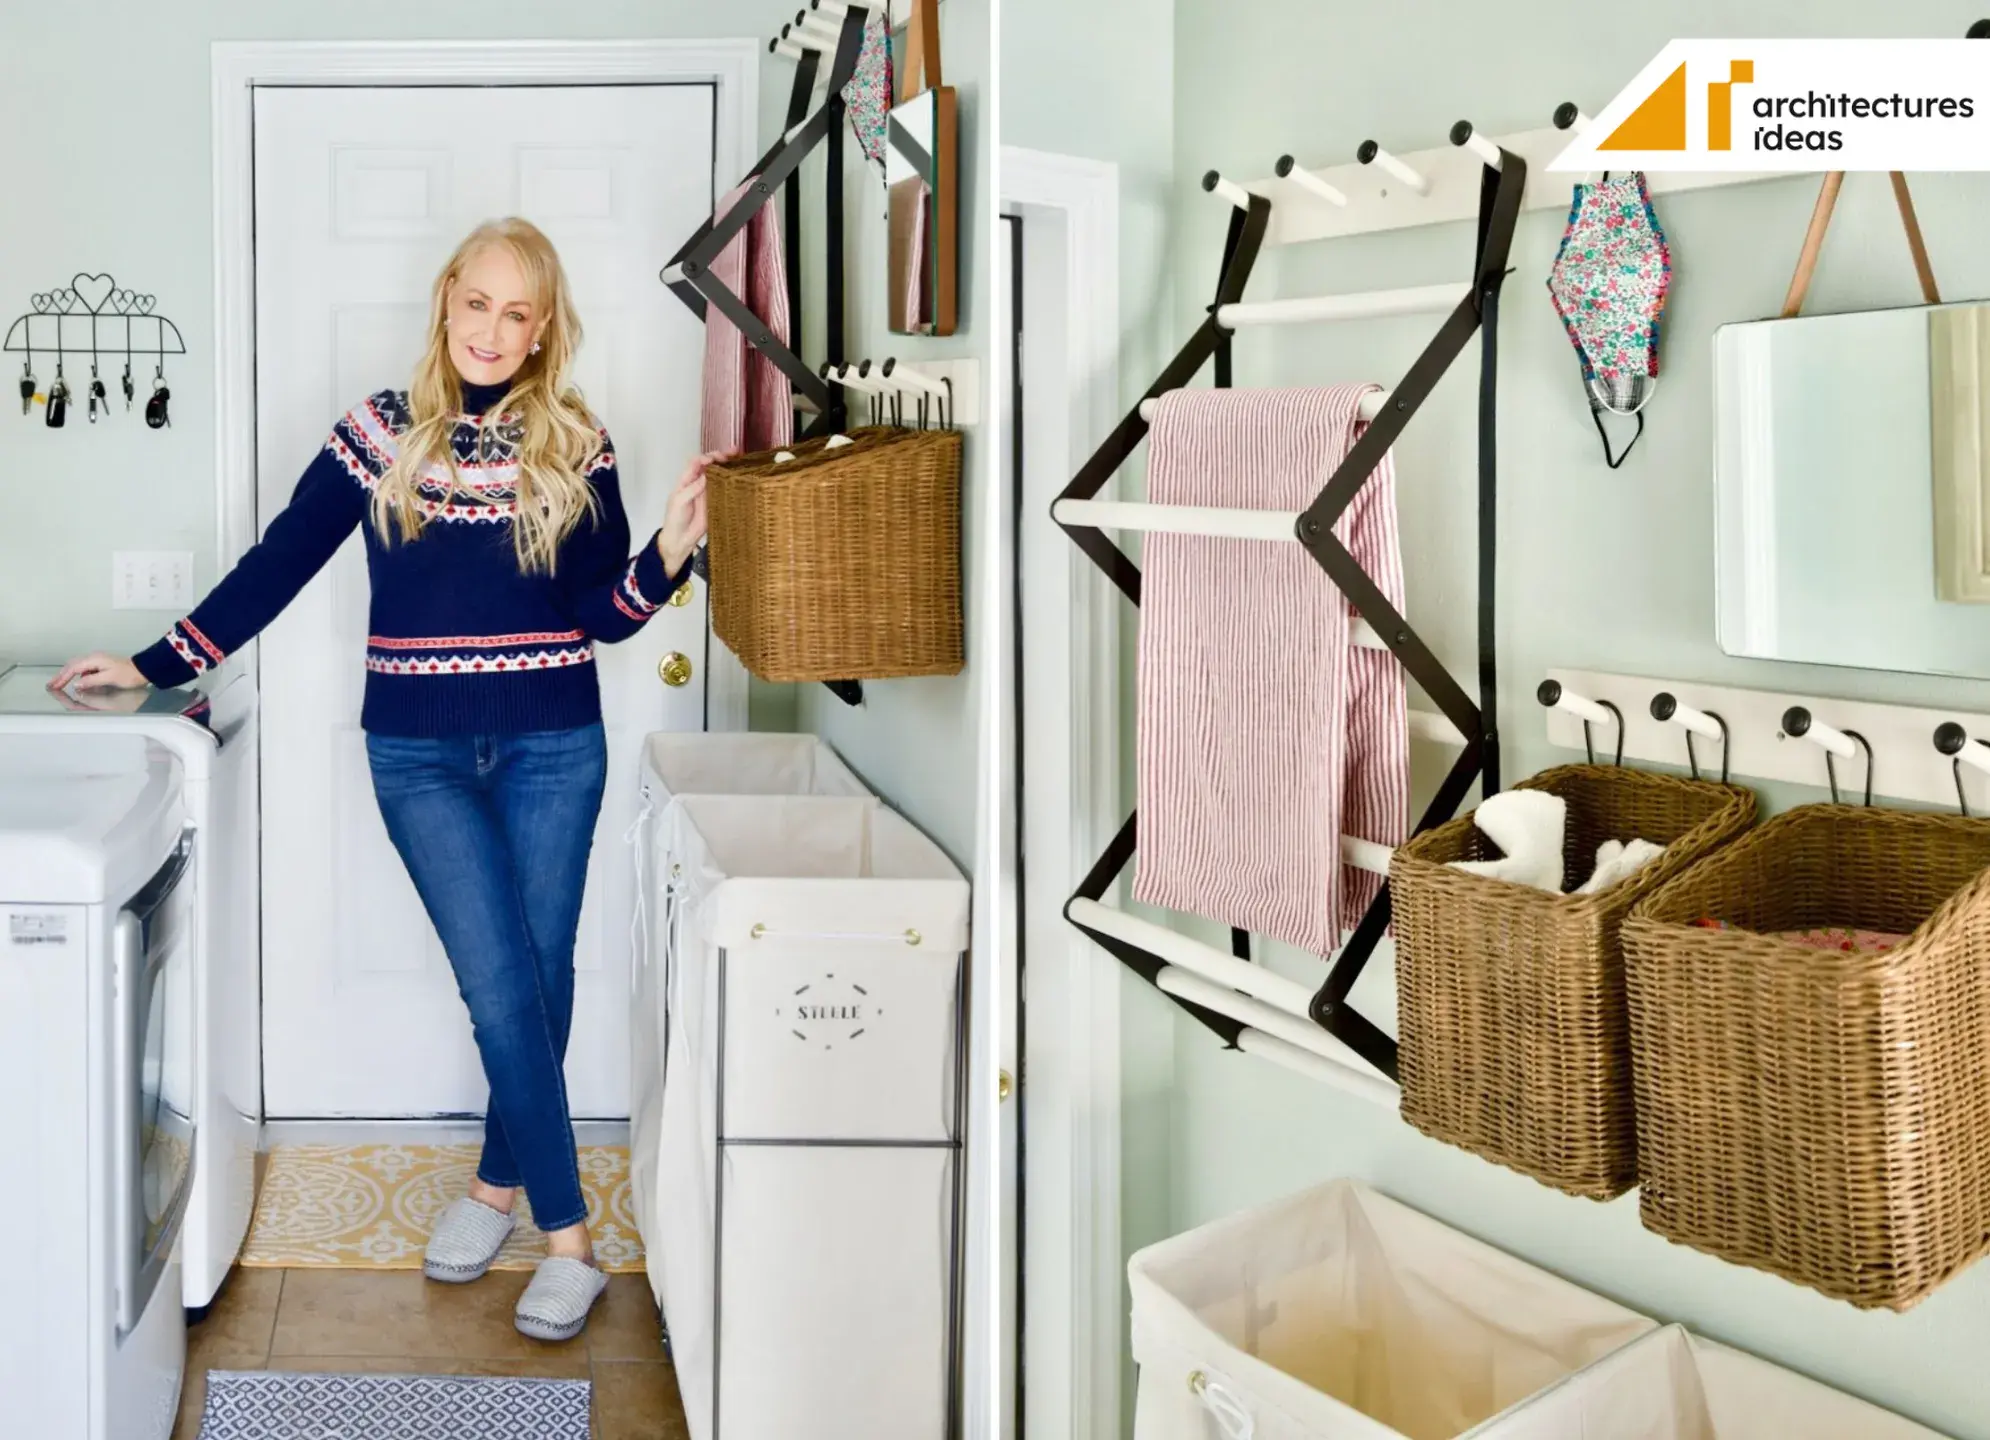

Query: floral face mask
842;10;893;176
1545;172;1671;468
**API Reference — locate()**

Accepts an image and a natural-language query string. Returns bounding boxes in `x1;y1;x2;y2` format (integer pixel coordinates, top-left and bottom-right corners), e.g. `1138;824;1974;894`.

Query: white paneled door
253;85;714;1118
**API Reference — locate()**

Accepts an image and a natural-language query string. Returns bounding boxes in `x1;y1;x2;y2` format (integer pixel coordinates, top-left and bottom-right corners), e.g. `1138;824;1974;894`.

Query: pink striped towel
1133;386;1409;956
700;180;794;455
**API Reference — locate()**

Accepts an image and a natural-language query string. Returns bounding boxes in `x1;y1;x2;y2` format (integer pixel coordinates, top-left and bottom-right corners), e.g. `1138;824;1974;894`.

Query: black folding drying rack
1055;144;1526;1080
661;6;873;707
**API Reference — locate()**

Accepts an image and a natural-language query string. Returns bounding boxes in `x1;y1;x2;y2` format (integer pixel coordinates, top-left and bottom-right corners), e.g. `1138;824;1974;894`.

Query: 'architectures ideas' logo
1552;40;1990;172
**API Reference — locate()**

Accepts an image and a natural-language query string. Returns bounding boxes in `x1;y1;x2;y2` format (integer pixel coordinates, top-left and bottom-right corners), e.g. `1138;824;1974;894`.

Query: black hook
1934;722;1985;816
1536;680;1622;765
1783;707;1873;805
1650;692;1730;784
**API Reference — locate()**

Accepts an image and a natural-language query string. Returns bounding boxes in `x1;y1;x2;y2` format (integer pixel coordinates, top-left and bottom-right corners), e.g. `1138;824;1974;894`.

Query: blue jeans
365;723;609;1232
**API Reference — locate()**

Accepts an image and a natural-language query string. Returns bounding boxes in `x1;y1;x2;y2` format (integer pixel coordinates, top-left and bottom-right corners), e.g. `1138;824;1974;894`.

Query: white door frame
1001;146;1126;1440
210;38;757;729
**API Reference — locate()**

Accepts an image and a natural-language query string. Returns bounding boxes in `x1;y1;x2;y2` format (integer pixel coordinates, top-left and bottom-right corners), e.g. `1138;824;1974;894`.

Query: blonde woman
52;218;719;1342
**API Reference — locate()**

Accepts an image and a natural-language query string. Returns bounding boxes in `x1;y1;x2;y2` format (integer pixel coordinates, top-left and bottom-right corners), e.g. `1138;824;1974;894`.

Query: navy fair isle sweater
133;379;692;736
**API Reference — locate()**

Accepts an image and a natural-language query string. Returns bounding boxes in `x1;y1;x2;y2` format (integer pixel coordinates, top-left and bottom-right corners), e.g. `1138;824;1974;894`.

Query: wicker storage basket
1623;804;1990;1310
1392;765;1757;1200
707;427;963;683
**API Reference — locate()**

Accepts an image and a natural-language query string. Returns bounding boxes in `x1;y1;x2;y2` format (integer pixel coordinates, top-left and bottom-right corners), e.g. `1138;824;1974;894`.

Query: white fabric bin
638;732;871;808
1128;1179;1657;1440
646;793;969;1440
1482;1325;1949;1439
628;732;873;1333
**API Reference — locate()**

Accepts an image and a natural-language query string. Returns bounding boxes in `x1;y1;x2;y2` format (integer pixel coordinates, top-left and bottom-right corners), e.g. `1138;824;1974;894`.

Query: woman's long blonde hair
370;218;604;576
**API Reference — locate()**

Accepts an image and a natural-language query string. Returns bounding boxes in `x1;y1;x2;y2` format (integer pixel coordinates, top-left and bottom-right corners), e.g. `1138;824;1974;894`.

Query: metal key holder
5;272;185;430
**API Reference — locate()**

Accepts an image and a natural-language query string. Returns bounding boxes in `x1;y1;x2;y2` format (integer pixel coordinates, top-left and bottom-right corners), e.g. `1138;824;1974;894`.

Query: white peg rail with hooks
1219;106;1786;248
1541;669;1990;812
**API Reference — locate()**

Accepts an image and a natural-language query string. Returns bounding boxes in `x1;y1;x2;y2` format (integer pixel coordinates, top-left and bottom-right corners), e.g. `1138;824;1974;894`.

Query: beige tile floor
171;1265;689;1439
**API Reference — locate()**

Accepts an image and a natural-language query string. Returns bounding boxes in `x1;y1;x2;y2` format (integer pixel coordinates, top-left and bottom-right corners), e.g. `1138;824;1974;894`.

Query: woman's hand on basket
657;450;725;576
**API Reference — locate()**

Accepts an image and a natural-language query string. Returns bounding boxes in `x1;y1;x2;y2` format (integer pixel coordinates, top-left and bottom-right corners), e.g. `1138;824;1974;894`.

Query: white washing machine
0;729;194;1440
0;665;261;1310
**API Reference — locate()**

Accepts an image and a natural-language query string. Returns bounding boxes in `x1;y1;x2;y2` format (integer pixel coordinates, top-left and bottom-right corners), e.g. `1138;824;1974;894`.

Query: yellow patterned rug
240;1144;645;1274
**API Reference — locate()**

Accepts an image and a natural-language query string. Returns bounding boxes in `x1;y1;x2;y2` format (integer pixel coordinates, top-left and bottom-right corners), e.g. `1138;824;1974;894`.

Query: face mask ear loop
1587;389;1646;468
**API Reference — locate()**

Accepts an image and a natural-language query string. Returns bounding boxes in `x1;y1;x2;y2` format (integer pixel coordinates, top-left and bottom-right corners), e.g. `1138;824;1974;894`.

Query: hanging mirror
886;0;957;335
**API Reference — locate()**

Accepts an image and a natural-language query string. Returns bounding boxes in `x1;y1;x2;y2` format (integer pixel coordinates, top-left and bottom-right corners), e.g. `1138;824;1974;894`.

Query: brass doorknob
998;1069;1014;1102
668;583;694;608
658;652;693;687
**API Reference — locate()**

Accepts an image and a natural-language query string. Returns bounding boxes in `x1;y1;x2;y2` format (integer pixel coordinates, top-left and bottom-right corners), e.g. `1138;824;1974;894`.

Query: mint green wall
1145;2;1990;1435
793;0;993;869
1004;0;1179;419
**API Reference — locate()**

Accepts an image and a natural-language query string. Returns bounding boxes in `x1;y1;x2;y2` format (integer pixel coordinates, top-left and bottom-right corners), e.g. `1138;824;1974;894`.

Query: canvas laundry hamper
1128;1179;1657;1440
627;732;876;1335
644;792;968;1440
1478;1324;1951;1438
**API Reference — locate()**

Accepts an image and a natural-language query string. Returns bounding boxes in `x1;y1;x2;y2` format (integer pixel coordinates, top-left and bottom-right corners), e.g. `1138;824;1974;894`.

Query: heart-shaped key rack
4;272;186;429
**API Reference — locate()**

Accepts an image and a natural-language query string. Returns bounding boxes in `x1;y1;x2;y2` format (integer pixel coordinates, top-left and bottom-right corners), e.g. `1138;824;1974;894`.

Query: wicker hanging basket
1623;804;1990;1310
706;426;964;683
1391;765;1757;1200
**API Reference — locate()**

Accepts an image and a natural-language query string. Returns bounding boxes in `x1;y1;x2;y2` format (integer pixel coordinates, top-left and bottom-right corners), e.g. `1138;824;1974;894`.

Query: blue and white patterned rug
198;1371;591;1439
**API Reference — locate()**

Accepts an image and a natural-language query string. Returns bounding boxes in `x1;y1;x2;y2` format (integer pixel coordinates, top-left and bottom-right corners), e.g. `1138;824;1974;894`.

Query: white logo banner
1550;39;1990;171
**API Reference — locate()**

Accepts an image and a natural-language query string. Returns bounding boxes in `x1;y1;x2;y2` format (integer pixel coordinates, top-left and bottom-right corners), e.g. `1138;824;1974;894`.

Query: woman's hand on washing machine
47;652;148;694
49;681;149;714
655;450;723;576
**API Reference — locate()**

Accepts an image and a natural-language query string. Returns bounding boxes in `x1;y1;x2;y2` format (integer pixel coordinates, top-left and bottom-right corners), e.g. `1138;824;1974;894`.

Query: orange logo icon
1601;59;1753;151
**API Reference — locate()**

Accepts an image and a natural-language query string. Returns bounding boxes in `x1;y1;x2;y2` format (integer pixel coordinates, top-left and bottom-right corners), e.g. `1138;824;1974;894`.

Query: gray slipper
423;1195;517;1283
514;1255;609;1342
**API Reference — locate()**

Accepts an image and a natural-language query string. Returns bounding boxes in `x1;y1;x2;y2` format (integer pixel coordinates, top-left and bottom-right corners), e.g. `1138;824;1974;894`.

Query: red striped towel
1133;386;1408;956
700;180;794;456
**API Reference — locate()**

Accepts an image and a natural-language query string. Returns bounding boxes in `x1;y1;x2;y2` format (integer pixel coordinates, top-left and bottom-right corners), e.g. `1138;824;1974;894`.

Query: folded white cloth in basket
1573;836;1666;896
1447;790;1665;896
1448;790;1567;892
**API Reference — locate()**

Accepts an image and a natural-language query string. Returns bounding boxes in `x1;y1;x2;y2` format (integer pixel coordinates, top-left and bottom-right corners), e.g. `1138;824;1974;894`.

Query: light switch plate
113;552;194;611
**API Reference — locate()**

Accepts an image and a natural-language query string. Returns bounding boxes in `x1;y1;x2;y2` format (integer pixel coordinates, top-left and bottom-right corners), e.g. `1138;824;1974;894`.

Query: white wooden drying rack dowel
1219;283;1470;328
1069;899;1316;1011
1134;390;1388;425
770;36;808;60
1055;499;1296;542
1357;140;1431;195
781;22;834;53
1275;156;1349;207
1066;899;1397;1106
1238;1028;1401;1107
1554;102;1594;132
1201;169;1256;211
1449;120;1504;170
1159;968;1399;1105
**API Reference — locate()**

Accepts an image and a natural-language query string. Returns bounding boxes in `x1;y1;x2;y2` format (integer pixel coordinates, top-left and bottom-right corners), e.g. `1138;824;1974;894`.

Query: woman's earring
530;342;541;354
